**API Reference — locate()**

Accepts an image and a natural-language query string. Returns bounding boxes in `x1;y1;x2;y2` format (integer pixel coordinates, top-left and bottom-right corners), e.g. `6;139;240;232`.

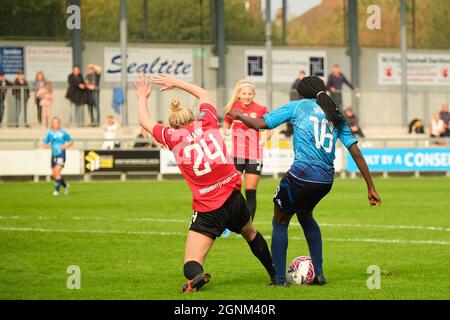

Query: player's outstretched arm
229;110;269;130
348;144;381;206
135;75;157;135
151;74;212;106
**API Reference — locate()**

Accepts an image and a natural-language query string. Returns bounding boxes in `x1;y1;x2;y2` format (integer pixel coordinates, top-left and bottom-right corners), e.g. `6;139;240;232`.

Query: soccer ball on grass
287;256;315;285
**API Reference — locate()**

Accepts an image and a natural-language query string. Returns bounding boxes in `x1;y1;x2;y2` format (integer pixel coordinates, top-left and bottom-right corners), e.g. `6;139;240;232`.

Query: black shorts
273;173;332;218
189;190;251;240
51;155;66;168
233;158;263;175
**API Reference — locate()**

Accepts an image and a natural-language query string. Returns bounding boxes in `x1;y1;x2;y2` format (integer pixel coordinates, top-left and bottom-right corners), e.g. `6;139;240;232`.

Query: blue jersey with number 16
263;99;357;184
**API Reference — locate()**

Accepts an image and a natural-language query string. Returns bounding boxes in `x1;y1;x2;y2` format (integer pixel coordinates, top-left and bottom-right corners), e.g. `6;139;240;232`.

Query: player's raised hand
368;187;381;206
151;74;176;92
134;74;152;98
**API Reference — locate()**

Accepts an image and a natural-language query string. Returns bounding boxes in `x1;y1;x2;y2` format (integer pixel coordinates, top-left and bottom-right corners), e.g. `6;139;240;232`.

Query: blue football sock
60;178;67;188
271;218;289;284
298;216;323;276
55;179;61;192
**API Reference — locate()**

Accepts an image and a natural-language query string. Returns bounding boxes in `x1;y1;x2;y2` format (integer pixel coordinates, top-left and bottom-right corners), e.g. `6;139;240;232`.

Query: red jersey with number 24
152;103;241;212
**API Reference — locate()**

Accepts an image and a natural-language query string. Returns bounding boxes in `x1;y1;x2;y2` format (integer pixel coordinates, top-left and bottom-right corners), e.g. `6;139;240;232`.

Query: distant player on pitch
135;75;275;292
42;117;73;196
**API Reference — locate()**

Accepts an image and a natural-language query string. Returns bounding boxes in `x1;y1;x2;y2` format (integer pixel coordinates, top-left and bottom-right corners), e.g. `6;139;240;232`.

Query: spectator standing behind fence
343;107;365;138
65;65;86;126
102;115;119;150
439;102;449;136
290;70;306;101
85;64;102;127
12;71;30;128
429;112;446;138
326;65;357;111
37;81;53;128
0;70;12;128
282;70;307;137
33;71;46;125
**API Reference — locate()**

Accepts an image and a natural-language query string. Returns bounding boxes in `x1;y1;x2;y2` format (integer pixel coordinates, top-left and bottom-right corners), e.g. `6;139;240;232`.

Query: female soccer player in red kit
224;80;271;221
135;75;275;292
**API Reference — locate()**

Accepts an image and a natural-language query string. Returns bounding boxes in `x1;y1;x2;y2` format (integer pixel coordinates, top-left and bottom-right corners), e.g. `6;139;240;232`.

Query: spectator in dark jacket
439;102;449;136
0;70;12;127
326;65;357;111
85;64;102;127
290;70;306;101
65;65;86;126
12;71;30;127
343;107;365;138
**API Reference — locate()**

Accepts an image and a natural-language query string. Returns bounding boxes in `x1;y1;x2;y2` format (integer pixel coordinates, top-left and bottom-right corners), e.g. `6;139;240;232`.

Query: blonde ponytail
171;97;181;112
168;97;195;129
224;79;255;115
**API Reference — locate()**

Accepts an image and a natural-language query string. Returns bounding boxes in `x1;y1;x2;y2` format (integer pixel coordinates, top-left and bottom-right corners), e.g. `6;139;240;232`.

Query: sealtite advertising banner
104;47;193;82
346;148;450;172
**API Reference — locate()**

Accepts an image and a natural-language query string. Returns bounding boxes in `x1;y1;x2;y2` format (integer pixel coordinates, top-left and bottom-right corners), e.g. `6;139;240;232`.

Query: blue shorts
273;173;332;217
51;155;66;168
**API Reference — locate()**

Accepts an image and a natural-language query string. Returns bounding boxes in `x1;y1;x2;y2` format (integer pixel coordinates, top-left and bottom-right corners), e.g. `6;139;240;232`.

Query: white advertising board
104;47;193;82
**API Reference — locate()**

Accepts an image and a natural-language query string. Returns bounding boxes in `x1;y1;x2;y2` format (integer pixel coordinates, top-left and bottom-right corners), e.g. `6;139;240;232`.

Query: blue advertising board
346;148;450;172
0;47;24;76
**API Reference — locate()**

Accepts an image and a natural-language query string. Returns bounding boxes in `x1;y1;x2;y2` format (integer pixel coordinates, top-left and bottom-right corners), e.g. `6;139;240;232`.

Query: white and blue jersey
43;130;73;158
263;99;357;183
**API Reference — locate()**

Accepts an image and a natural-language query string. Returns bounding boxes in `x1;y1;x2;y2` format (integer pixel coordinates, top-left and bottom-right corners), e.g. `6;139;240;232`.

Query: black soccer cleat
181;272;211;293
313;275;327;285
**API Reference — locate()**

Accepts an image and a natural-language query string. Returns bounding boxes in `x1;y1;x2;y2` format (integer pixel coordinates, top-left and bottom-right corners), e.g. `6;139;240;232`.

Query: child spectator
102;115;119;150
37;81;53;128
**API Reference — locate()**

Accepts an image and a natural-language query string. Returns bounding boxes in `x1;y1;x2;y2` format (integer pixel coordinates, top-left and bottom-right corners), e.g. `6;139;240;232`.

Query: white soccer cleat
64;184;70;195
53;191;59;196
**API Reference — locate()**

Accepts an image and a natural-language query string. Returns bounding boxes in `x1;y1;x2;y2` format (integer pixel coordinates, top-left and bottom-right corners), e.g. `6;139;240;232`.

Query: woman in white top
429;112;446;138
102;115;119;149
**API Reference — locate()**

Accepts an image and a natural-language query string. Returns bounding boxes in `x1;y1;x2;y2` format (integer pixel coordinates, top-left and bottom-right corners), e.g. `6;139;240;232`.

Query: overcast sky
260;0;322;20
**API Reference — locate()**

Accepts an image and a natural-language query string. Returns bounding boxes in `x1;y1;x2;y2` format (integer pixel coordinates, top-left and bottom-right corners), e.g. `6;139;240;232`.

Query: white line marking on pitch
1;215;449;232
0;226;448;246
0;226;185;237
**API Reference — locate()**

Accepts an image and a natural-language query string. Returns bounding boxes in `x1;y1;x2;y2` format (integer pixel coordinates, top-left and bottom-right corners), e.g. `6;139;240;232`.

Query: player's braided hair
296;76;345;128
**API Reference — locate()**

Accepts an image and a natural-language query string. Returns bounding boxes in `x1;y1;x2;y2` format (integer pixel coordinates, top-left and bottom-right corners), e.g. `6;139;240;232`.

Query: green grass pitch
0;177;449;300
